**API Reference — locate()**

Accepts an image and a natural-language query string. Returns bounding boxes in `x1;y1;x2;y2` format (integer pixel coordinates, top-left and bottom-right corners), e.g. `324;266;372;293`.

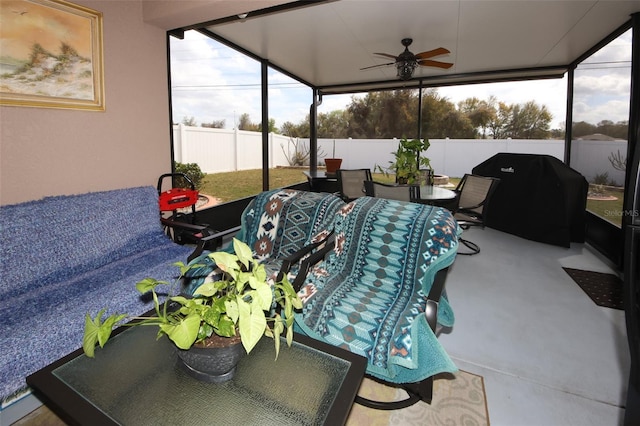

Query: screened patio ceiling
170;0;640;94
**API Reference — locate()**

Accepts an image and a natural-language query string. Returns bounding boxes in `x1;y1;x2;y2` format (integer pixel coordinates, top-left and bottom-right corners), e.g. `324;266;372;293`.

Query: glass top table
418;185;457;202
27;325;367;426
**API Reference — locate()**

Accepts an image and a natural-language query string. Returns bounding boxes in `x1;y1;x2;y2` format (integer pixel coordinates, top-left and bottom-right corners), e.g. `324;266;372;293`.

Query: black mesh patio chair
364;180;420;202
337;168;372;201
451;174;500;255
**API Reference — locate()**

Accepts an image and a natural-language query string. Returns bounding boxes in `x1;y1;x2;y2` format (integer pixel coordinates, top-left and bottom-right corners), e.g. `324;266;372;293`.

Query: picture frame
0;0;105;111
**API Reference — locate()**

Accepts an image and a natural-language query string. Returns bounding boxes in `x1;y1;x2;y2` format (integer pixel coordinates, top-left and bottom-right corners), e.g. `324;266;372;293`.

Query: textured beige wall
141;0;287;30
0;0;171;205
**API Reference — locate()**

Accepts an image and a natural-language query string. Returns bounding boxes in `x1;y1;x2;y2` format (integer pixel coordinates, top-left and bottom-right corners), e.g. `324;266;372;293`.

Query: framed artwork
0;0;104;111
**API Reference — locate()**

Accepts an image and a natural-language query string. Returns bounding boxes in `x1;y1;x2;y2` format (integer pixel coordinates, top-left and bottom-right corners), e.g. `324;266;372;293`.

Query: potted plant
83;238;303;382
376;138;431;184
324;139;342;174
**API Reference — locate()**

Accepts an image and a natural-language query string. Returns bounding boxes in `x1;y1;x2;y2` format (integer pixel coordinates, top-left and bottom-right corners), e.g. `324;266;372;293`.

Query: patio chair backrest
364;180;420;202
454;174;500;221
337;168;372;201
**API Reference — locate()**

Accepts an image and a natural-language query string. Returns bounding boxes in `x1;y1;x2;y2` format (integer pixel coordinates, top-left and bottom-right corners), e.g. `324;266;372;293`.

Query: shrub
174;162;206;189
280;137;327;166
592;172;610;186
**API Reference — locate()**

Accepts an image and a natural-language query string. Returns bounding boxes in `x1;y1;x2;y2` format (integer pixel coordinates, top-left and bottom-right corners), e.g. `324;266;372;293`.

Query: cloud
171;31;317;128
573;99;630;125
170;31;263;126
574;74;630;98
171;29;631;131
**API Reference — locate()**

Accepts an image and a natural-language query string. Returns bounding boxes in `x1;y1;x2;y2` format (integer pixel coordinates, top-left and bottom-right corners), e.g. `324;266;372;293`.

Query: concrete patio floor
439;226;628;425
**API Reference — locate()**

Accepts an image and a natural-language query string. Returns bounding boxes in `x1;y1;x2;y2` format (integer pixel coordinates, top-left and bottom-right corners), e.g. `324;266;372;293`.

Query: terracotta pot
324;158;342;174
176;334;245;383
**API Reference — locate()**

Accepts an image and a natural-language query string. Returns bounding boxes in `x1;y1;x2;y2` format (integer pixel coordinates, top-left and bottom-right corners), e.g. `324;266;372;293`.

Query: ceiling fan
361;38;453;80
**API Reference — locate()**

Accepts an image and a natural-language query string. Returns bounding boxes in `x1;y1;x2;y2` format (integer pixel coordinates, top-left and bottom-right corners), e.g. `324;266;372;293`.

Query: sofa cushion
0;186;196;404
0;186;170;300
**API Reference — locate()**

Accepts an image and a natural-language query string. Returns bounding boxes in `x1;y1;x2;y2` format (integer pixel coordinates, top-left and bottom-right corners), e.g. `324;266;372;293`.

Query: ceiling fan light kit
397;60;417;80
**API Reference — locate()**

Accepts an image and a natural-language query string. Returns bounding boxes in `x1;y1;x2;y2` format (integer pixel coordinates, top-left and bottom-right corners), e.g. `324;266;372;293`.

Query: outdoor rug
563;267;624;310
347;370;489;426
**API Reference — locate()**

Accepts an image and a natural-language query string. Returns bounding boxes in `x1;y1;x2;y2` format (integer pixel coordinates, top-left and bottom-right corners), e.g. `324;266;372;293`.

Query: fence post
174;123;186;164
269;132;275;169
233;127;240;172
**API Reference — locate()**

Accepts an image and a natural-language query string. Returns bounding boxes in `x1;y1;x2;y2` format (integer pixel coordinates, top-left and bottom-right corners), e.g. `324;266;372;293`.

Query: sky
0;0;93;60
169;29;632;133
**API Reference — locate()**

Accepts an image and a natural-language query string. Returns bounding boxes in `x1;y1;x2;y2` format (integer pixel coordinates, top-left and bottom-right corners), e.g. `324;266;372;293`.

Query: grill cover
472;153;588;247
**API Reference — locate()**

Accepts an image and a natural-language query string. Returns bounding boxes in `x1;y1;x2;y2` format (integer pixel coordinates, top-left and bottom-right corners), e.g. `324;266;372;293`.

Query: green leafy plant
376;138;431;184
174;162;206;189
83;239;302;359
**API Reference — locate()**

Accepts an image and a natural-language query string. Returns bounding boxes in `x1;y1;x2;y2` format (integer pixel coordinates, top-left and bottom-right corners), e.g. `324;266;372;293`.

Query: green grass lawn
586;186;624;227
200;168;307;202
200;168;458;203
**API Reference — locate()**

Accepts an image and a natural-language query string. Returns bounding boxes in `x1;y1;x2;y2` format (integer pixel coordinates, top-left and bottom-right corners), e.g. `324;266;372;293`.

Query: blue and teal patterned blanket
183;189;344;294
294;196;459;383
183;190;459;384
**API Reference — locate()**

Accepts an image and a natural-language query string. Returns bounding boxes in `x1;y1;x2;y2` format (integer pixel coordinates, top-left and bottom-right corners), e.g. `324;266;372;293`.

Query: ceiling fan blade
373;52;398;60
360;62;395;70
415;47;450;59
418;59;454;69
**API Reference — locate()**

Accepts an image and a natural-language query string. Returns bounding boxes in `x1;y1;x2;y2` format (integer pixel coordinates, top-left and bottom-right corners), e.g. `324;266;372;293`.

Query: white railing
173;125;627;184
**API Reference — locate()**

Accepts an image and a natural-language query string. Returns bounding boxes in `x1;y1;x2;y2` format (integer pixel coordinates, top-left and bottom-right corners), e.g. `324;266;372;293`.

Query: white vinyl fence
173;125;627;184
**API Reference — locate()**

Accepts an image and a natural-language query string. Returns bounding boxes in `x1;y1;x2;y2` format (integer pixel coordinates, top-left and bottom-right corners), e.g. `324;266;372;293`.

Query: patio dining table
418;185;457;202
414;185;457;208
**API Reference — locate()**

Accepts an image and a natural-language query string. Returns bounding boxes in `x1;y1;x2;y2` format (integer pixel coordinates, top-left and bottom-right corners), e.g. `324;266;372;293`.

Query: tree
507;101;552;139
345;94;376;138
346;90;419;138
458;96;496;138
201;119;225;128
572;121;597;138
488;102;512;139
182;116;197;126
236;115;277;132
237;113;260;131
258;118;277;133
215;91;560;141
571;120;627;139
597;120;628;139
437;109;476;138
317;110;350;138
280;120;309;138
420;90;474;138
484;101;552;139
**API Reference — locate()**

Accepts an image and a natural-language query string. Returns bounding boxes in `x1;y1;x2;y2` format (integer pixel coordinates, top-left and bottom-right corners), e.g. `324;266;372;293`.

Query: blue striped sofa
0;186;198;412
